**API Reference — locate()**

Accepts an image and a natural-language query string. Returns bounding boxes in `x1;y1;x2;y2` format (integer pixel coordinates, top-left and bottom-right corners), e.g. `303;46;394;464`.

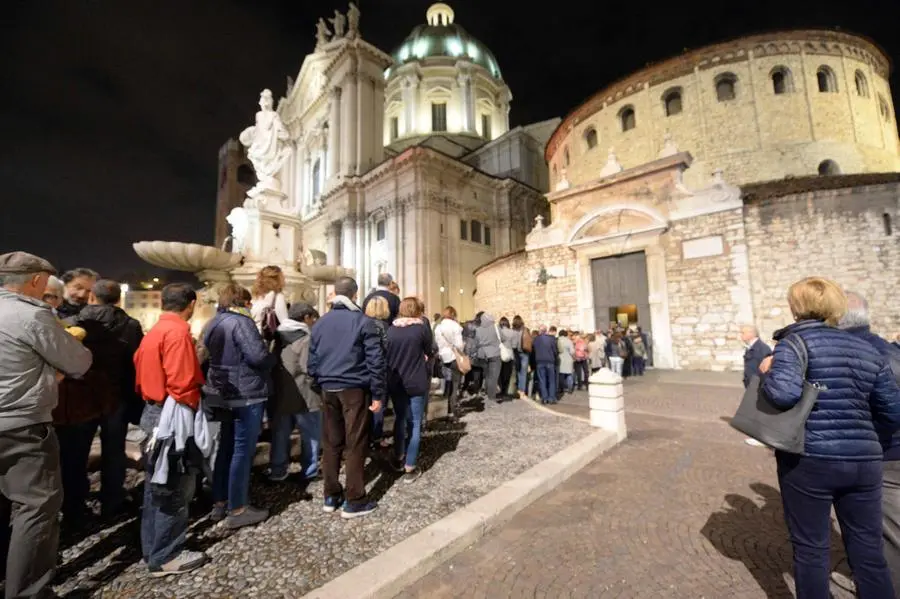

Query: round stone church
474;30;900;371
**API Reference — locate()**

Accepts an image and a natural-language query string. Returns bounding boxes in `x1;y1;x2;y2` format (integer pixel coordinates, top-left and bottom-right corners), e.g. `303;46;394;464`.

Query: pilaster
327;87;342;180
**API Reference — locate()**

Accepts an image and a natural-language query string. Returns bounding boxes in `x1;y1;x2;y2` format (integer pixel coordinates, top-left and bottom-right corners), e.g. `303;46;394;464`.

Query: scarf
331;295;360;312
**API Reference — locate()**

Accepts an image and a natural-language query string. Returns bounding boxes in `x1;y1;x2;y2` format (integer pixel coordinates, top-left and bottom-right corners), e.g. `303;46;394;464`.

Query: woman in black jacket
386;297;434;483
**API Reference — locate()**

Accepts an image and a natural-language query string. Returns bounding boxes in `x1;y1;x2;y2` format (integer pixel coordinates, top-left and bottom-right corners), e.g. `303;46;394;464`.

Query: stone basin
299;263;355;283
133;241;243;273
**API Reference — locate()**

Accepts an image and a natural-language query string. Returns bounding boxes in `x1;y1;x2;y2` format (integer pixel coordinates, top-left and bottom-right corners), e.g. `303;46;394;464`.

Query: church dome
391;3;502;79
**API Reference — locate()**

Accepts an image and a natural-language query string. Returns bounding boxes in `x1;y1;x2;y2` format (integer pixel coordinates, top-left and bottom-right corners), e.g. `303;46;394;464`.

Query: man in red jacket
134;283;208;577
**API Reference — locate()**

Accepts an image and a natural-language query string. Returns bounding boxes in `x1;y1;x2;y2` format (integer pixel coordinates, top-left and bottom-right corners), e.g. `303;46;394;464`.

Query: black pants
883;460;900;593
322;389;369;504
574;360;590;389
499;360;514;398
443;361;462;416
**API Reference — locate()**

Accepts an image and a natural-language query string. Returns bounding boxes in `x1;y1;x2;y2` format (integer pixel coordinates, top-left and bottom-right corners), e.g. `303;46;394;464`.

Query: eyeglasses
42;294;59;302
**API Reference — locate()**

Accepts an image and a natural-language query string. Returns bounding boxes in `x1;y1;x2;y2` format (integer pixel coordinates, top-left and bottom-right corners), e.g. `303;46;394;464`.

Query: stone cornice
545;29;893;161
547;152;694;203
323;37;393;79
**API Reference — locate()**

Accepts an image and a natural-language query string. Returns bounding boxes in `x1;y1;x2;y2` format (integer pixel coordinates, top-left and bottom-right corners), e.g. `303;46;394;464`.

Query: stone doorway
590;251;652;336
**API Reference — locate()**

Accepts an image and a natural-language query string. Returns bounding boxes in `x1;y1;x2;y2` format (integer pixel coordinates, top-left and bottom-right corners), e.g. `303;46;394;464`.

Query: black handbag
730;334;821;454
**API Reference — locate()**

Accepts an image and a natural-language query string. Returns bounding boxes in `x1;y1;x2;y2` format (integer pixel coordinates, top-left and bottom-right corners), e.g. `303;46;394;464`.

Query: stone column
341;71;358;176
645;244;675;369
302;156;311;212
402;76;418;135
327;87;342;180
354;215;365;286
356;73;370;174
372;78;385;163
588;369;627;442
341;216;356;270
326;222;341;265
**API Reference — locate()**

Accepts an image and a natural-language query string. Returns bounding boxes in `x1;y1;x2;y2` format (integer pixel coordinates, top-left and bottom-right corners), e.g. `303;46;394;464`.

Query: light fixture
121;283;130;294
152;277;160;283
459;288;464;295
439;285;445;293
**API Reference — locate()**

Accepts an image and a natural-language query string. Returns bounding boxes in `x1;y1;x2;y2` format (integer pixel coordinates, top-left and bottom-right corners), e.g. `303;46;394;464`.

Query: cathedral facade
218;3;553;318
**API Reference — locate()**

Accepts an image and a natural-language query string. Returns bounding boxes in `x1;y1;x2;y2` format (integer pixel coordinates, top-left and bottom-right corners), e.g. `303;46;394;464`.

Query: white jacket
434;318;465;364
150;396;213;485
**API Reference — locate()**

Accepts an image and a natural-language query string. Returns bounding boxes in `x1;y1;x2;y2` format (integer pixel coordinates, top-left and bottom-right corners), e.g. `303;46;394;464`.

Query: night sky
3;0;898;280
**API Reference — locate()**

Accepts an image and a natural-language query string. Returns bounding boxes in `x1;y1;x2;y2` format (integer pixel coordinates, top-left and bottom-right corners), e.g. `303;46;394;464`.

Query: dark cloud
1;0;897;279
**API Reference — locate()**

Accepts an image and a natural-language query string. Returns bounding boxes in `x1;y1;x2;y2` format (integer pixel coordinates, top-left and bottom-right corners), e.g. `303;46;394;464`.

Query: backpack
521;328;533;353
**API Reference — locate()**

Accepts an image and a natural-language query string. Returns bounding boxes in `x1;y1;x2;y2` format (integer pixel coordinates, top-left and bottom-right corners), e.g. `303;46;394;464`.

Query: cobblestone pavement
52;397;592;598
400;377;855;599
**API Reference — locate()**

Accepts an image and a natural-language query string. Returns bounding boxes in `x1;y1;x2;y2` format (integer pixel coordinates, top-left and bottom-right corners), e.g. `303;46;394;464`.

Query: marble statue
329;9;346;38
226;207;249;254
316;18;331;48
347;2;360;38
239;89;292;195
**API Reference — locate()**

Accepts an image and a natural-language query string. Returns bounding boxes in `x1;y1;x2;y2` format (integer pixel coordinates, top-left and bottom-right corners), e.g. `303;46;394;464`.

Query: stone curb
302;428;619;599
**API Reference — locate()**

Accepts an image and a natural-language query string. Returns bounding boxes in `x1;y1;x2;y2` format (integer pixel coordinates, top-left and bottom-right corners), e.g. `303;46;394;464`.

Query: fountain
133;90;355;334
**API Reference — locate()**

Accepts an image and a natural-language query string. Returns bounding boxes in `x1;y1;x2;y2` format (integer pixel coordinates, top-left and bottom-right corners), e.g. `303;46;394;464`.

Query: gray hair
45;275;64;295
376;273;393;287
0;273;34;288
838;291;870;329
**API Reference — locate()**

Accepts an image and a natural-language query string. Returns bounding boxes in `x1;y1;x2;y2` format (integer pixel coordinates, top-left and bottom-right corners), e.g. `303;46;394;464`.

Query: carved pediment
567;204;668;246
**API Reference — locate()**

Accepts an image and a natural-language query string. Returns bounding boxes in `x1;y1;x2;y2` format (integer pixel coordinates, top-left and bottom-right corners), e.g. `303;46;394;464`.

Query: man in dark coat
360;273;400;325
838;291;900;594
740;325;772;388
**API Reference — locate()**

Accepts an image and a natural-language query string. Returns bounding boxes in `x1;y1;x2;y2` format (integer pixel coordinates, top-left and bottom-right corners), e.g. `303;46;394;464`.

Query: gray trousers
884;460;900;593
0;423;63;599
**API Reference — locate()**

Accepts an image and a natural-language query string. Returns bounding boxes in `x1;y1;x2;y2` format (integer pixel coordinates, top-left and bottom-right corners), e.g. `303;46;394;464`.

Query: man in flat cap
0;251;93;598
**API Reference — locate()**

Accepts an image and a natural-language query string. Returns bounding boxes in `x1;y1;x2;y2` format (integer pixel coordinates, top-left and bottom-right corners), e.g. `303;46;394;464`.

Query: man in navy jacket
531;326;558;404
839;291;900;592
308;276;386;519
740;325;772;388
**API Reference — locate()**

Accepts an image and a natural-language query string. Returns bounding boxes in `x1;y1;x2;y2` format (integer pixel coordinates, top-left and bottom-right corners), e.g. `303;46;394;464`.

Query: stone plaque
682;235;724;260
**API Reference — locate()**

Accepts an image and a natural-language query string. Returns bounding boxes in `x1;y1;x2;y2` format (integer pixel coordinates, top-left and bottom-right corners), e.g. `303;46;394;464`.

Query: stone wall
662;208;751;371
474;245;580;328
744;179;900;341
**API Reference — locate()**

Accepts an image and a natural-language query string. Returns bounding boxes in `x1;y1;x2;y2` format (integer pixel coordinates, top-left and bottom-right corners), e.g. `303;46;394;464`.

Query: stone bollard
588;368;627;442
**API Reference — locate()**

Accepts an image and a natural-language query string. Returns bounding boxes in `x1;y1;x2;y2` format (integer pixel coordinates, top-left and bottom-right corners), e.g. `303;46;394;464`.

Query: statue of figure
226;207;249;254
329;9;346;38
347;2;360;38
238;89;292;194
315;18;331;49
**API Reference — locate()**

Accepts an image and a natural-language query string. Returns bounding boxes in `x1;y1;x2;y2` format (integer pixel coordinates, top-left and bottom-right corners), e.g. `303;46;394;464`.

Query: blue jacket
743;338;772;388
532;333;558;365
308;303;387;400
844;325;900;460
203;309;276;404
761;319;900;461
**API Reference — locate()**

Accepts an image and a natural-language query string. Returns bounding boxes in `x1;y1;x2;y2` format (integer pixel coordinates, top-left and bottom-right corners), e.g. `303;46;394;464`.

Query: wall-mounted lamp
272;222;281;238
459;288;464;295
439;285;446;293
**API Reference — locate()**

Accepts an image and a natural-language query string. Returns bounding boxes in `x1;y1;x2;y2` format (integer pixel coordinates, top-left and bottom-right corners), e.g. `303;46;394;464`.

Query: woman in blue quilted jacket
762;277;900;598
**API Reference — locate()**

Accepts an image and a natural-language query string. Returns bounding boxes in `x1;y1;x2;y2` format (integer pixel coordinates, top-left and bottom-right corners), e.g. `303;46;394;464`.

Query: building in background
121;278;164;332
220;3;556;318
215;140;256;249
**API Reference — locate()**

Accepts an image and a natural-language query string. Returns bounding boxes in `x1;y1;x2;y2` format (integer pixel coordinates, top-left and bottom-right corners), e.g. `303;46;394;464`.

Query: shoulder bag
496;324;513;363
730;334;821;454
439;325;471;375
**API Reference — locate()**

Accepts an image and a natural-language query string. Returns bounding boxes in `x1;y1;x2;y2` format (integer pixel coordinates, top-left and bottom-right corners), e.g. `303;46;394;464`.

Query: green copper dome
389;3;502;79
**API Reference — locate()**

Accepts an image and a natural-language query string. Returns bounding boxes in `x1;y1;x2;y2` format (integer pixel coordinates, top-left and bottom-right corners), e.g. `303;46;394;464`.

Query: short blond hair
787;277;847;326
365;295;390;320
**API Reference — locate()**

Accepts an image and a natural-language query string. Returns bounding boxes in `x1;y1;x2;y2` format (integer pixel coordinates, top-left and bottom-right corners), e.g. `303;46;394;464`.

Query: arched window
817;159;840;176
312;159;321;199
619;106;636;131
584;127;598;150
663;89;682;116
771;67;793;95
816;66;838;93
715;73;737;102
879;95;892;122
855;70;869;97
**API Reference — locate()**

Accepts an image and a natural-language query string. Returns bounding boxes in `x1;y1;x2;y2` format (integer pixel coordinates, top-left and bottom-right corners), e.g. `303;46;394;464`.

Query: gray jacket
0;288;93;432
557;336;575;374
475;313;501;360
272;319;321;415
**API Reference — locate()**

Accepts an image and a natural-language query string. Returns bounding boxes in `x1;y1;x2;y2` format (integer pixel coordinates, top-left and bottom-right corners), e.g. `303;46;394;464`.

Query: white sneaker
744;438;767;448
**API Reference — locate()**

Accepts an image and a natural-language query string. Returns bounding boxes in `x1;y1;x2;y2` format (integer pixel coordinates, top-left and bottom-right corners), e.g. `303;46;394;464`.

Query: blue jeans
212;403;265;511
776;452;895;599
140;404;196;569
515;350;529;393
559;373;574;394
269;411;322;479
393;395;426;469
536;363;557;403
371;396;392;441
